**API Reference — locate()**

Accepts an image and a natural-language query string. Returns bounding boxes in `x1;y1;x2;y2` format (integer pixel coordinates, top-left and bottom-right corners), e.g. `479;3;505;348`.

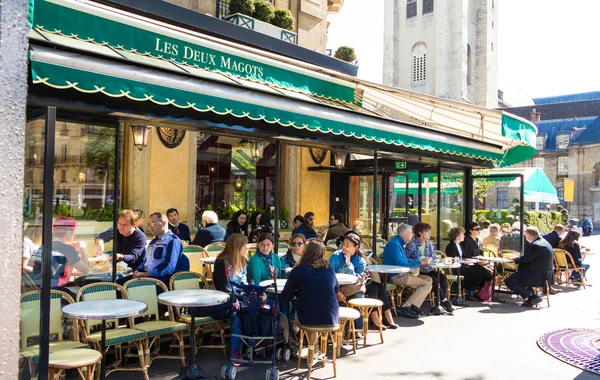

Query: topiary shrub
334;46;357;63
272;8;295;31
253;0;275;22
229;0;255;17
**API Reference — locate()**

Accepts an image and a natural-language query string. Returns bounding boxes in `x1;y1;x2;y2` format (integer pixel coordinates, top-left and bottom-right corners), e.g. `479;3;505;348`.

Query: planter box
226;13;297;44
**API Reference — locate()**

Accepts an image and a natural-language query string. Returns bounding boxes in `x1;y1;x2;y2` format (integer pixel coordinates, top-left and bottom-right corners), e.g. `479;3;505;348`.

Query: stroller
221;268;289;380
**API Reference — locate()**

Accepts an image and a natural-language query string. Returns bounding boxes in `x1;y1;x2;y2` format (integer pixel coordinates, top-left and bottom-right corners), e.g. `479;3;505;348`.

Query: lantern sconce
251;141;268;161
130;124;151;151
333;151;347;169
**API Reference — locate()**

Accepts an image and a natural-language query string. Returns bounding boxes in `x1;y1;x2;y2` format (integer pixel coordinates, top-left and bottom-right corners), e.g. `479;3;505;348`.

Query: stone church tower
383;0;498;108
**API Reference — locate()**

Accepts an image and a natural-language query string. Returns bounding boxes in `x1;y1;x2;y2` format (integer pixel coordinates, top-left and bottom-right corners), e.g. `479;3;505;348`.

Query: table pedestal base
173;360;209;380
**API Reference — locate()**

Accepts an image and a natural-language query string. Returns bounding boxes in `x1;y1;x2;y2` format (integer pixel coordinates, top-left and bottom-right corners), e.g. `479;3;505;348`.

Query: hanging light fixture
251;141;268;161
235;177;242;190
130;124;151;151
333;151;347;169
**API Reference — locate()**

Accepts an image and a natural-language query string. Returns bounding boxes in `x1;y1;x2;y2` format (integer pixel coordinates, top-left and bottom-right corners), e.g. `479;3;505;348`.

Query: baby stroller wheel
283;348;291;362
275;347;283;361
221;364;236;380
266;368;280;380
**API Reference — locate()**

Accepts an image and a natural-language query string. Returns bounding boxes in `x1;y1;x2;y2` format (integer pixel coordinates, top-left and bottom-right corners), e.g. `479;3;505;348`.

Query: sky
327;0;600;106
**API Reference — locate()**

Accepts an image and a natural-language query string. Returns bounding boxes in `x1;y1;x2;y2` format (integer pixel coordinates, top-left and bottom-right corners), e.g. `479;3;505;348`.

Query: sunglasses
291;242;304;247
472;227;481;231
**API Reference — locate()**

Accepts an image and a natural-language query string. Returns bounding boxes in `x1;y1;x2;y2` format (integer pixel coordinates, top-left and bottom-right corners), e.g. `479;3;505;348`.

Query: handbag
340;272;368;298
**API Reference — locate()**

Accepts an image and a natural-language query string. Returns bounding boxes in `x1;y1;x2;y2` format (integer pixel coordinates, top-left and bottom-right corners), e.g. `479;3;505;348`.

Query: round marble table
158;290;229;379
62;299;148;379
259;273;359;293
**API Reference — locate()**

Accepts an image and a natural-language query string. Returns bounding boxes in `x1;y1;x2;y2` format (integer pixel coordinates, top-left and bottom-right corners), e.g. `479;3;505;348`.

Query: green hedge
523;211;563;234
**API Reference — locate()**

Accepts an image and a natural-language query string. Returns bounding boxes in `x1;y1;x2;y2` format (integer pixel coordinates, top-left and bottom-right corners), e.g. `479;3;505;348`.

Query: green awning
30;46;510;163
30;0;356;104
479;168;560;204
500;114;538;167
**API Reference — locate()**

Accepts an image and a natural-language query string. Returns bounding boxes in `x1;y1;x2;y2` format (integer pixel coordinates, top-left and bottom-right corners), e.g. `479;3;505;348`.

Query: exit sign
395;162;407;169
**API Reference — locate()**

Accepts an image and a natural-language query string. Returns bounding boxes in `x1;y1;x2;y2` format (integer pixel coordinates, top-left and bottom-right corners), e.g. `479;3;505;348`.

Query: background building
501;92;600;225
383;0;498;108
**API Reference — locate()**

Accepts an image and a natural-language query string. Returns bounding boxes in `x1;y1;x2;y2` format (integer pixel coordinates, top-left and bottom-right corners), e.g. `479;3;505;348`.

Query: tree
229;0;255;17
272;9;295;31
84;127;116;207
253;0;275;22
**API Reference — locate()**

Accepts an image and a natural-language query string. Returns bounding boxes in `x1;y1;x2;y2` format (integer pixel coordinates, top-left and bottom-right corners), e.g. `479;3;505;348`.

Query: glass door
387;174;409;238
349;175;382;237
438;168;465;250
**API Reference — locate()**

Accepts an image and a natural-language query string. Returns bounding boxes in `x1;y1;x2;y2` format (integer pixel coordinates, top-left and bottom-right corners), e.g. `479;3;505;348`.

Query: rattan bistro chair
169;271;227;357
124;278;187;367
203;242;226;257
554;248;586;289
76;282;148;379
48;348;102;380
20;290;88;379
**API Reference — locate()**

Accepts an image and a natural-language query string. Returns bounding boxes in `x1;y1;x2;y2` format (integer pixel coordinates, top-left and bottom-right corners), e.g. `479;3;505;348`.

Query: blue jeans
571;264;590;281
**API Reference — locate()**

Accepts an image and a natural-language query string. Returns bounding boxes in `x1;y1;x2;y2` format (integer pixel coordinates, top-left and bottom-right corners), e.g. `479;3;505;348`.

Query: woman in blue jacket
328;231;366;334
292;212;317;240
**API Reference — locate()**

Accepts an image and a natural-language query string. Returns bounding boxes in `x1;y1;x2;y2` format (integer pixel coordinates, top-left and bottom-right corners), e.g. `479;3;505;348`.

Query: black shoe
398;307;419;319
524;296;543;307
382;320;399;329
441;300;455;313
411;305;428;317
369;321;387;331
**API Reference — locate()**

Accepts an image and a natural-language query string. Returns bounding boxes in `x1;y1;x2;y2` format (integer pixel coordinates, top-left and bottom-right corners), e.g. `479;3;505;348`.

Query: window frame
423;0;434;15
536;134;546;150
555;133;570;150
557;156;568;177
497;188;509;209
407;0;417;19
533;157;545;168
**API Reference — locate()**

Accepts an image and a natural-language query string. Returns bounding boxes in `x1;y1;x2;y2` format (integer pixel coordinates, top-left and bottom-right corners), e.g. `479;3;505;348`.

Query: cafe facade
21;0;538;377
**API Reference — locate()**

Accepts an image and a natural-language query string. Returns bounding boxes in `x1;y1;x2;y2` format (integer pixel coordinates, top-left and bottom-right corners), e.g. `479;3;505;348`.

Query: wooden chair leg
546;281;550;308
48;368;56;380
350;319;357;354
378;306;384;344
296;329;304;370
331;331;337;377
362;307;368;348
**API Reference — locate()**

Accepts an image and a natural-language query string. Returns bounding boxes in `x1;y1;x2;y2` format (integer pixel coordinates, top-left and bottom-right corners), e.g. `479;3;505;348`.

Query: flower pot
226;13;297;44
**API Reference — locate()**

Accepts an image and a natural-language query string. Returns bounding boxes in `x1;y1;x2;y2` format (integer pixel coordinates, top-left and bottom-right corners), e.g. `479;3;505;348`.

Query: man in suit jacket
505;226;554;307
542;224;565;249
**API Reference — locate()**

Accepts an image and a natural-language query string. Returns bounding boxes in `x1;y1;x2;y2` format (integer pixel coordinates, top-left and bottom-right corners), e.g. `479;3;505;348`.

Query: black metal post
274;140;281;248
112;124;121;283
464;168;473;228
216;0;221;19
39;106;57;380
519;174;525;255
436;165;442;250
373;151;378;257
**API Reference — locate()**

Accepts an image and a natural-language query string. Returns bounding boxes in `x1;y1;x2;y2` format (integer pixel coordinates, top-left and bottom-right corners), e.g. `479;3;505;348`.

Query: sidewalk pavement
110;235;600;380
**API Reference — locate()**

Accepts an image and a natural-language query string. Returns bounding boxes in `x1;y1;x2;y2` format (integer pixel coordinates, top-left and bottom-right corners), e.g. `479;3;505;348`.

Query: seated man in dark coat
542;224;565;249
505;226;554;307
192;210;226;247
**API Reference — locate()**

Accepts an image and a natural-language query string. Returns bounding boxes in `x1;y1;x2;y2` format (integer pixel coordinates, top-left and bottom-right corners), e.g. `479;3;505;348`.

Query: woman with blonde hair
281;240;339;326
213;233;249;292
352;220;363;235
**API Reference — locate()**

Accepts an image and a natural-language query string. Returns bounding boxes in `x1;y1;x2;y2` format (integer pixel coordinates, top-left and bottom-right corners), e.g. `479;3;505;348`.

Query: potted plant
226;3;297;44
279;207;291;229
228;0;255;16
253;0;275;23
334;46;357;63
271;9;294;31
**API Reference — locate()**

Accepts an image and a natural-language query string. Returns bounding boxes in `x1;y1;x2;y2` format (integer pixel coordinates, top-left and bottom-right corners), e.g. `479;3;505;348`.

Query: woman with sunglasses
456;222;492;301
282;233;307;268
292;212;317;240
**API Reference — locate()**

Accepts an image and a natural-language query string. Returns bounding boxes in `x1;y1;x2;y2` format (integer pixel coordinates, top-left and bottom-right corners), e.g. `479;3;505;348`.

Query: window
556;133;570;149
60;169;67;183
411;42;427;82
497;188;509;209
557;156;568;177
423;0;434;14
536;135;545;150
407;0;417;18
533;157;545;168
